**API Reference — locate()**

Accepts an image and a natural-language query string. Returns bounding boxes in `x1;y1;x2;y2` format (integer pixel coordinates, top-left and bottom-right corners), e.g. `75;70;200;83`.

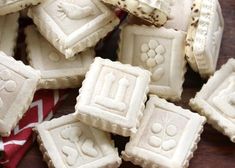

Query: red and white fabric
0;90;67;168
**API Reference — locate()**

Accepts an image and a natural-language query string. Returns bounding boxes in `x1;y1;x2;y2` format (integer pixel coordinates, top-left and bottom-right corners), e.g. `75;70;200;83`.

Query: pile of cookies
0;0;234;167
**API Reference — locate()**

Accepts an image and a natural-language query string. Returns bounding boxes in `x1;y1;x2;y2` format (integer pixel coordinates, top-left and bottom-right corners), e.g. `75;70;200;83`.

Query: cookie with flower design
119;25;186;101
122;95;206;168
140;39;166;81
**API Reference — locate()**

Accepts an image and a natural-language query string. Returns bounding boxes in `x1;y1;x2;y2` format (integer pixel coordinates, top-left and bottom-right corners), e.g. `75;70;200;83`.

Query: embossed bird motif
57;2;94;20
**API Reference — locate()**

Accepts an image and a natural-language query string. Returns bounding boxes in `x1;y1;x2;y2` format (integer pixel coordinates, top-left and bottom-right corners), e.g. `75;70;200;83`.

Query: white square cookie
36;114;121;168
28;0;120;58
75;57;150;137
0;0;42;15
190;59;235;143
185;0;224;78
25;26;95;89
118;25;186;101
0;51;40;136
0;13;19;56
102;0;171;26
122;95;206;168
164;0;194;31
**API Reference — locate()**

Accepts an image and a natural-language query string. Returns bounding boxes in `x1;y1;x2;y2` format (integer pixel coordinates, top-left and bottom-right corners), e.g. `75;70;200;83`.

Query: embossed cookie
0;52;40;136
185;0;224;78
28;0;120;58
0;13;19;56
102;0;171;26
35;114;121;168
25;26;95;89
75;57;150;137
164;0;194;31
190;59;235;143
122;95;206;168
119;25;186;101
0;0;42;15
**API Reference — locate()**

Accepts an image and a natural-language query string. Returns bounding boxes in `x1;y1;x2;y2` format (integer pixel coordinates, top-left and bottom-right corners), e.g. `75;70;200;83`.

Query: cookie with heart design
35;114;121;168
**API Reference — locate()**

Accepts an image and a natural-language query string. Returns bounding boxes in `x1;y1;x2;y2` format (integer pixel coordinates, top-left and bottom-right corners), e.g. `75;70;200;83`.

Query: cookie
28;0;120;58
122;95;206;168
185;0;224;78
35;114;121;168
25;25;94;89
0;13;19;56
118;25;186;101
164;0;194;31
190;59;235;143
102;0;171;26
75;57;150;137
0;0;42;15
0;51;40;136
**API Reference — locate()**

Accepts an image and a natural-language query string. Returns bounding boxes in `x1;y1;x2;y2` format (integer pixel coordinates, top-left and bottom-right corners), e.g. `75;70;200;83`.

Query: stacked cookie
0;0;233;168
0;0;120;135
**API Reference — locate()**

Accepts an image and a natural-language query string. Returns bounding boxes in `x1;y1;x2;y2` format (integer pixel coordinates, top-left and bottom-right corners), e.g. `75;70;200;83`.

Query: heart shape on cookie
61;126;82;142
81;139;98;157
62;146;78;166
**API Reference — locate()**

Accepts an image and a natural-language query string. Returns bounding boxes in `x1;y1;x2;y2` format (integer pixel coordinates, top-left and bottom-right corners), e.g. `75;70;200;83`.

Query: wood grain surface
17;0;235;167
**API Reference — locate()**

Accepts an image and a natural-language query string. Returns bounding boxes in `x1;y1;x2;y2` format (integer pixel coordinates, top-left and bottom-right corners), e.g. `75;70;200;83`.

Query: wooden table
18;0;235;167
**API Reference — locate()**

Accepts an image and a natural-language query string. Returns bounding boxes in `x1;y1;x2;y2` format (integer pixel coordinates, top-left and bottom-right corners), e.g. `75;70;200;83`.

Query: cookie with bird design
28;0;120;58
